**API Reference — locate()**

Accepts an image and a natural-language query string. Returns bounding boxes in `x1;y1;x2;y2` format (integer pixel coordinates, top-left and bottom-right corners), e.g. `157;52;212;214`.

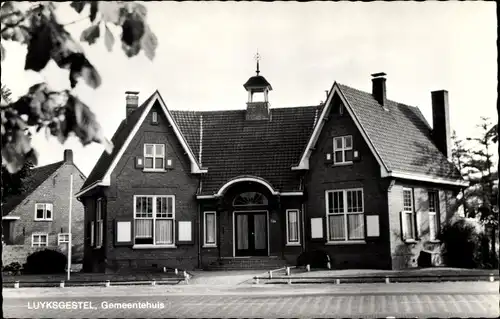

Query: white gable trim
2;215;20;220
291;83;389;177
101;91;207;186
217;177;278;196
389;171;468;187
75;180;103;198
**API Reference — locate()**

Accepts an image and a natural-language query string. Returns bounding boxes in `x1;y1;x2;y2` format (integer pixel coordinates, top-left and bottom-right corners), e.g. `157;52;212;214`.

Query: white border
285;209;301;246
325;188;366;244
203;211;217;247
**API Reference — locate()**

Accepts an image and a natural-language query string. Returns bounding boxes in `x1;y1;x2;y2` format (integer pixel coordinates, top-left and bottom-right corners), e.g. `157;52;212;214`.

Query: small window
402;188;415;240
144;144;165;170
134;195;175;246
35;203;53;221
204;211;217;247
96;198;104;248
152;111;158;124
58;233;70;245
333;135;353;164
286;209;300;245
428;191;439;241
32;233;48;247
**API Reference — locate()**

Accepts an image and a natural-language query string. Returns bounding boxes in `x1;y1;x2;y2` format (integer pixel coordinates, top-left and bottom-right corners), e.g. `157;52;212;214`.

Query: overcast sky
1;1;497;176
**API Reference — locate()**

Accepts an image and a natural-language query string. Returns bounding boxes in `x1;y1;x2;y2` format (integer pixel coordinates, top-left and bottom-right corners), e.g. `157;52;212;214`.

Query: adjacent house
2;150;86;266
76;66;467;273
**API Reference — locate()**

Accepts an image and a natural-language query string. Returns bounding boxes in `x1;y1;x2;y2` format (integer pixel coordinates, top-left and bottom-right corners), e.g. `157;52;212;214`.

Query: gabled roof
294;82;466;186
2;161;65;216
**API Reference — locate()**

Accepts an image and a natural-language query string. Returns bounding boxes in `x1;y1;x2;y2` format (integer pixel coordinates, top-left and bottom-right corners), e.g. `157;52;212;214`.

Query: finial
254;50;261;75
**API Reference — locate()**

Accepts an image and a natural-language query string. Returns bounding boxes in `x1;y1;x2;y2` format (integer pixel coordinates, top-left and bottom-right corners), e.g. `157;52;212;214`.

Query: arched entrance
232;191;269;256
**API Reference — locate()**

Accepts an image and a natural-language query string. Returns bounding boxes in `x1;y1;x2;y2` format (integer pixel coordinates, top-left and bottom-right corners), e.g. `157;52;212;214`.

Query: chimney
126;91;139;117
64;149;73;163
371;72;387;107
431;90;451;159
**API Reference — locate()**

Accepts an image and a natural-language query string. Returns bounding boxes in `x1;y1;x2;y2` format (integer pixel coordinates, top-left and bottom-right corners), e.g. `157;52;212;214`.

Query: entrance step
205;257;291;271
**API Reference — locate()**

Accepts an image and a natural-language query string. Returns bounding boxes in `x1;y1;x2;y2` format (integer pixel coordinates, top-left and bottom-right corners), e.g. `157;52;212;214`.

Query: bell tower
243;52;272;121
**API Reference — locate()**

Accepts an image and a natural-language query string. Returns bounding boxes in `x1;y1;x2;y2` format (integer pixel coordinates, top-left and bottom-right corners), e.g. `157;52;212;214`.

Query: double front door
234;211;268;256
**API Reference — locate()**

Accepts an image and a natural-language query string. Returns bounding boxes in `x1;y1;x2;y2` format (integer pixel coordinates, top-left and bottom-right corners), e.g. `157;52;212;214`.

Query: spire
254;51;261;75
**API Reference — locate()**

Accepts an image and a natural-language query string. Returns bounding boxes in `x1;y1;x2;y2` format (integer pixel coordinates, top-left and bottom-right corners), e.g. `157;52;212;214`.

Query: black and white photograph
1;1;498;318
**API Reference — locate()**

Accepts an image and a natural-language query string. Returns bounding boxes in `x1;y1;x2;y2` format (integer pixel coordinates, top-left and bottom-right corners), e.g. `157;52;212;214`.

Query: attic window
233;192;268;207
152;111;158;124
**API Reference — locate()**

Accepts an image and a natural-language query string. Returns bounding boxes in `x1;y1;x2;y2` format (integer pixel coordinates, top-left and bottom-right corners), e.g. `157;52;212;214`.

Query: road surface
3;282;499;318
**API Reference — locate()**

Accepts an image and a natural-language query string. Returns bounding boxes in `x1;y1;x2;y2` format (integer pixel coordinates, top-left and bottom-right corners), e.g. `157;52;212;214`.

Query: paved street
3;282;499;318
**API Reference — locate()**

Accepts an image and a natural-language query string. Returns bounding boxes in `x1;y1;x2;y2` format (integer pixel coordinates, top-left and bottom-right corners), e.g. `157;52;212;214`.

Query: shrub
23;249;67;274
3;262;23;275
297;250;332;268
438;217;490;269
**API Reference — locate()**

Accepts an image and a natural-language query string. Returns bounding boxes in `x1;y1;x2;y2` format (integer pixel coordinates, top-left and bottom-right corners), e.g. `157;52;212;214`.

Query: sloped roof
172;107;320;194
80;94;154;190
337;84;461;180
2;161;64;216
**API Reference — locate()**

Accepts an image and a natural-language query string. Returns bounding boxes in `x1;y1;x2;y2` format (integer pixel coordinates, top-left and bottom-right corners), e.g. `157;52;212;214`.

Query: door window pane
254;214;267;250
236;214;249;250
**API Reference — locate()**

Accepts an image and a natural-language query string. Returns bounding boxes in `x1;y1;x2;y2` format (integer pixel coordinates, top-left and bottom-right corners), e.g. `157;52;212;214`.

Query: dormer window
333;135;353;164
144;144;165;170
152;111;158;124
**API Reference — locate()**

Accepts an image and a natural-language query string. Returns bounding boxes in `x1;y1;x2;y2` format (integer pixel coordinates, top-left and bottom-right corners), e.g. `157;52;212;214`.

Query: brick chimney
126;91;139;117
371;72;387;107
431;90;451;159
64;149;73;163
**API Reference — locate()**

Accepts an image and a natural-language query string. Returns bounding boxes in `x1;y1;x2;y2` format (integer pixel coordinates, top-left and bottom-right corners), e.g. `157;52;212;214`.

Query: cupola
243;52;272;121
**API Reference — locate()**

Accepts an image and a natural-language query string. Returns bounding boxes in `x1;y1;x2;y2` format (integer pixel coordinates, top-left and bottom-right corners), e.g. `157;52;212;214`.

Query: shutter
353;150;361;162
324;153;333;164
416;211;422;239
166;158;173;169
114;219;133;246
400;211;407;241
135;156;144;169
90;222;95;247
177;221;194;244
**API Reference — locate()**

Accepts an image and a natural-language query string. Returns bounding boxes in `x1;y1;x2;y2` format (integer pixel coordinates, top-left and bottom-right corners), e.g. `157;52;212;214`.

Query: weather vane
254;50;261;75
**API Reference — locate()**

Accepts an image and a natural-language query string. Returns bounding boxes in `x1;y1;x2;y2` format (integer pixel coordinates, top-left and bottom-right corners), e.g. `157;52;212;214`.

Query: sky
1;1;497;177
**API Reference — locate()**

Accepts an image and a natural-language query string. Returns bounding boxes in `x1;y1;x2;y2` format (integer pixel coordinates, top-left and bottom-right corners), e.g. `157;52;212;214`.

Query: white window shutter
90;222;95;247
400;211;407;240
416;211;422;238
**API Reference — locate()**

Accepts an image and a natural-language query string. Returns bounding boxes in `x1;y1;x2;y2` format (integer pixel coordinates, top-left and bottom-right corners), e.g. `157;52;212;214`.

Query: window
152;111;158;124
35;203;53;221
402;188;415;240
58;233;70;245
144;144;165;170
428;190;439;241
233;192;268;206
134;195;175;246
286;209;300;245
96;198;104;248
32;233;48;247
90;222;95;247
326;189;364;242
204;211;216;247
333;136;353;164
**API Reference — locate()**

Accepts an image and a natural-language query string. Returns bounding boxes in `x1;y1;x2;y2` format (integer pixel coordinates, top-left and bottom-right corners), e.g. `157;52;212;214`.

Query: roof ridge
338;82;418;109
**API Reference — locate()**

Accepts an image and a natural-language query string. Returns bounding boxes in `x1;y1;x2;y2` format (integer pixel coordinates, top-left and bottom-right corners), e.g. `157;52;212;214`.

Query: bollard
151;280;156;286
489;274;494;282
163;267;167;273
268;271;272;279
288;277;292;285
286;267;291;276
60;281;65;288
105;280;110;287
327;262;331;270
385;277;390;284
336;278;340;285
14;281;20;289
306;264;310;272
175;268;178;275
183;271;189;284
254;277;259;285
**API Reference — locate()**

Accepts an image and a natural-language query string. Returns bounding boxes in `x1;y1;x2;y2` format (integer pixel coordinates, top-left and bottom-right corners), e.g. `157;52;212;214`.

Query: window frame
325;188;365;243
58;233;70;245
143;143;165;171
333;135;353;165
34;203;53;221
133;195;176;248
402;188;416;241
32;233;48;247
203;211;217;247
286;209;301;246
428;190;439;241
95;198;104;249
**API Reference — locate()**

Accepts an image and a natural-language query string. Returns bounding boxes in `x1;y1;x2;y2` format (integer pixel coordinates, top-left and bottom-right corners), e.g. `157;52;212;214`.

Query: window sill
142;168;168;173
332;162;353;167
132;244;177;249
404;239;417;244
326;240;366;245
429;240;441;244
202;244;217;248
34;219;53;222
286;243;302;247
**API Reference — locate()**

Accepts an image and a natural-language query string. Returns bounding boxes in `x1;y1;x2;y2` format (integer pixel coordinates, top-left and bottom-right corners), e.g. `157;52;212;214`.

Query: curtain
206;213;215;244
328;215;345;240
254;214;266;250
156;219;173;244
237;215;248;250
288;211;298;242
348;214;364;240
135;219;153;238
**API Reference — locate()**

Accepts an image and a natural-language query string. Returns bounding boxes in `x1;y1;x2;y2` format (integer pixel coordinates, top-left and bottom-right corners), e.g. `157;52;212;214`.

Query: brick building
2;150;86;265
76;67;467;272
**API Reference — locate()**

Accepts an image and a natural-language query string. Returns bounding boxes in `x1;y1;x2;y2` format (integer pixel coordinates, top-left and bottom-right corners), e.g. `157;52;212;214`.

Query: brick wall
4;162;86;265
2;245;66;266
388;180;457;269
304;93;392;269
96;101;201;272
